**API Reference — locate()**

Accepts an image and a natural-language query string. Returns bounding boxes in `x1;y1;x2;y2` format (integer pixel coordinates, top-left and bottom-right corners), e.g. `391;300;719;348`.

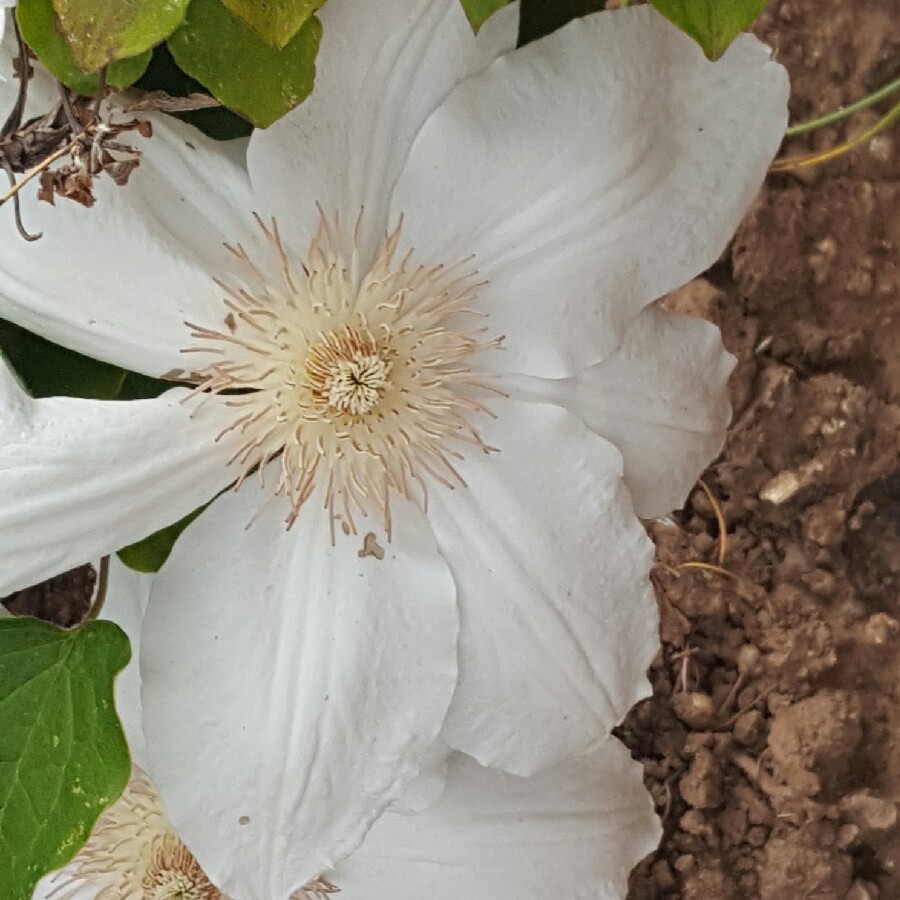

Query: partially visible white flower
0;1;787;896
32;766;222;900
33;750;659;900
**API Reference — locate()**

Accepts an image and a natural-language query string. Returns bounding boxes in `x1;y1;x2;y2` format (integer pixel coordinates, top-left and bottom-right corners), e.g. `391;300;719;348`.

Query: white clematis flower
0;1;787;896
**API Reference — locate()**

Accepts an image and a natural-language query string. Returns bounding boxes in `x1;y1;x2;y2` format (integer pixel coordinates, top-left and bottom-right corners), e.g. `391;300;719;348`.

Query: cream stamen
185;212;501;536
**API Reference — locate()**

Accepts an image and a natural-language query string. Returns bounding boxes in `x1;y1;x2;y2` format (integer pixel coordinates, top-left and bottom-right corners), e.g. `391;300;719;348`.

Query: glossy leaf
518;0;606;45
648;0;769;60
221;0;326;49
167;0;321;128
135;42;253;140
0;319;125;399
0;618;131;900
51;0;190;72
460;0;512;32
117;502;211;573
18;0;151;94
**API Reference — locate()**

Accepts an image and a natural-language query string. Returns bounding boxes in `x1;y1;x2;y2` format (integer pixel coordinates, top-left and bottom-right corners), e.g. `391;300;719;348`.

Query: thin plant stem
0;132;85;206
771;98;900;171
785;74;900;137
677;561;738;580
696;478;727;565
85;556;110;622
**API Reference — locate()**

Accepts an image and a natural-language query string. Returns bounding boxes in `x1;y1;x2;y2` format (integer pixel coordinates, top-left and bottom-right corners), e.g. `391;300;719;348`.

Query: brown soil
621;1;900;898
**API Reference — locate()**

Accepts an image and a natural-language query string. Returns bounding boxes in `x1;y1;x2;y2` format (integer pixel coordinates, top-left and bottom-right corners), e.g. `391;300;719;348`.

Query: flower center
306;329;392;416
143;833;220;900
185;212;501;536
45;767;225;900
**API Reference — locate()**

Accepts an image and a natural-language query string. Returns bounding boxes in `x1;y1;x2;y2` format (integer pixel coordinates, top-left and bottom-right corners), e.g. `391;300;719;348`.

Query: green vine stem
772;98;900;171
785;74;900;137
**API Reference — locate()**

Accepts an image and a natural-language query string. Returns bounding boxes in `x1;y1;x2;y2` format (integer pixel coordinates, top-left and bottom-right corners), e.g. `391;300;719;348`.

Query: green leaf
221;0;326;49
18;0;152;94
51;0;191;72
0;618;131;900
648;0;769;60
0;320;125;400
518;0;606;45
167;0;321;128
459;0;512;32
135;41;253;141
117;502;210;573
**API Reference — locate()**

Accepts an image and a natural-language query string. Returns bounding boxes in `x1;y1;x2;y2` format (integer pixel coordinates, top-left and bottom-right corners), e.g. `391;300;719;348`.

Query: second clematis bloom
0;1;787;896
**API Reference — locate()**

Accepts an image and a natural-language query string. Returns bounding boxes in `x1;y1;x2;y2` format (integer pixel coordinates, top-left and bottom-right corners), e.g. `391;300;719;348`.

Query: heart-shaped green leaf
648;0;769;60
460;0;513;32
221;0;326;50
167;0;321;128
18;0;152;94
0;618;131;900
51;0;191;72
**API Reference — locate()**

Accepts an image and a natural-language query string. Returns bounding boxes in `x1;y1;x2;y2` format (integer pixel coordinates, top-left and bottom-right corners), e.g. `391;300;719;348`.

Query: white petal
140;483;458;900
428;399;658;775
333;741;661;900
391;6;789;378
100;557;152;770
0;356;239;594
389;739;451;814
0;49;255;377
515;305;735;518
246;0;519;267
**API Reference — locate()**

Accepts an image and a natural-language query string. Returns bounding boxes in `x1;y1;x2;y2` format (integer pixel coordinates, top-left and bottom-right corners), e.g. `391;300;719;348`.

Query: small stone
673;692;718;729
680;809;708;836
737;643;761;674
673;854;696;875
862;613;899;645
760;470;802;504
840;790;898;835
808;237;838;284
868;133;893;163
